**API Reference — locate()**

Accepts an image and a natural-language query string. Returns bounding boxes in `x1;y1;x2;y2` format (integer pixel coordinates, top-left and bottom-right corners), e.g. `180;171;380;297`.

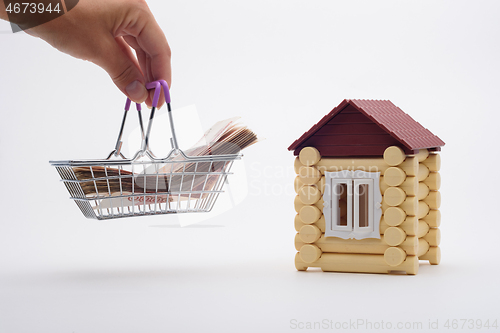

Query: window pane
358;184;369;228
337;183;348;226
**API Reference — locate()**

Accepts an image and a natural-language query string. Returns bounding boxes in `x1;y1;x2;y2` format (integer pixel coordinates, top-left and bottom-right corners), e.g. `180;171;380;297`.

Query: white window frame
323;170;382;240
354;178;373;234
331;179;352;232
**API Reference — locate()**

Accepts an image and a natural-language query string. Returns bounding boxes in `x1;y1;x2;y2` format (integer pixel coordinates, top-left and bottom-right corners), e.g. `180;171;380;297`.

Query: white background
1;1;499;332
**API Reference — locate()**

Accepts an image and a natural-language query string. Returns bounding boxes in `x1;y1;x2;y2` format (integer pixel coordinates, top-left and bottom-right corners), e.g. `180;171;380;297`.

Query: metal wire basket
50;80;241;220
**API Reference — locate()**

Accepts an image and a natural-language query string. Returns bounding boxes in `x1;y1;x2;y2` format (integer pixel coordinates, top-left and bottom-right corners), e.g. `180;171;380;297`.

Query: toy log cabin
289;99;444;275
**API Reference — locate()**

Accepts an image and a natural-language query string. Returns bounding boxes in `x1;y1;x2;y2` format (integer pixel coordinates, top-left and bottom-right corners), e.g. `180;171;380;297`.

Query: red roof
288;99;445;156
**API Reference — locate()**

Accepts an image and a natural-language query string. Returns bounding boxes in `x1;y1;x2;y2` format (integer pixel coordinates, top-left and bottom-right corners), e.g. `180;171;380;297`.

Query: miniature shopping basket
50;80;241;220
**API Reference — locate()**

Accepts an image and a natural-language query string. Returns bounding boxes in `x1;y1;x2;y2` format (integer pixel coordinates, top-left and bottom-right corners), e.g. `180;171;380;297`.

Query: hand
12;0;171;106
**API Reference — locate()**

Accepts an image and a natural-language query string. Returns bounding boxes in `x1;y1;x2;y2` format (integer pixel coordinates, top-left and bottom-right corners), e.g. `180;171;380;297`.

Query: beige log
384;146;406;166
417;163;430;182
423;191;441;209
294;233;301;250
296;234;418;255
318;176;326;194
379;177;388;194
399;157;418;176
384;247;407;266
380;216;417;236
295;215;306;231
299;166;321;185
316;157;418;176
298;244;322;263
384;167;406;186
294;215;326;233
384;187;407;206
315;197;324;210
417;238;430;257
294;157;304;174
299;225;322;244
294;176;304;193
400;196;418;216
424;228;441;246
299;185;321;205
423;209;441;228
383;206;407;226
315;216;326;232
320;177;353;197
299;205;322;224
418;182;430;200
296;252;418;275
384;227;406;246
382;196;418;216
316;158;387;174
299;147;321;166
419;246;441;265
423;172;441;191
411;149;429;162
294;252;309;271
294;214;303;231
294;195;305;213
417;220;430;238
401;176;418;196
422;153;441;172
418;200;430;219
380;175;418;196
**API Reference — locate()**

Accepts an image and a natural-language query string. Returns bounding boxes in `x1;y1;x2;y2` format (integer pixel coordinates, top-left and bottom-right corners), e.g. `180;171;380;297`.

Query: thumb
92;36;148;103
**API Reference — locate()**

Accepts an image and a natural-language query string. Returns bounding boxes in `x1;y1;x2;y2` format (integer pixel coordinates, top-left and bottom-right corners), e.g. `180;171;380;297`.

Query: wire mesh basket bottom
54;159;235;220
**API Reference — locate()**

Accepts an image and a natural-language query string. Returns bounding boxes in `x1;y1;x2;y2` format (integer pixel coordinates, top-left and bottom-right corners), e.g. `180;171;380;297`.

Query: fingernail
126;81;147;103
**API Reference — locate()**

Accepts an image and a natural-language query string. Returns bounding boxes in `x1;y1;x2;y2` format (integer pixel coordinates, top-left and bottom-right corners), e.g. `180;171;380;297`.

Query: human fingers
124;35;167;108
138;19;171;108
123;35;156;107
118;6;171;107
90;34;148;104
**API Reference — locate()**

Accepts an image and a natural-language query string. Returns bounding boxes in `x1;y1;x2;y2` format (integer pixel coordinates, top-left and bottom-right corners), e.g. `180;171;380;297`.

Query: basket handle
146;80;171;106
124;99;142;112
109;100;143;158
109;80;177;160
140;80;178;154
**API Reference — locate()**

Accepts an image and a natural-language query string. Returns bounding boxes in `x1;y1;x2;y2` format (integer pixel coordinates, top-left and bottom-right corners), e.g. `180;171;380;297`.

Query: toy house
288;99;444;275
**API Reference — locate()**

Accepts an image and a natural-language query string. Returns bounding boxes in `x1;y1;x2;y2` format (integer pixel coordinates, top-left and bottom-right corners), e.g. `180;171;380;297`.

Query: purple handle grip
145;80;171;107
124;99;142;111
124;80;169;110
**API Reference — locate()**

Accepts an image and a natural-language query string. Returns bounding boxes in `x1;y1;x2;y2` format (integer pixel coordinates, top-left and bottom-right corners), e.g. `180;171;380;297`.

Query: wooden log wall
416;150;441;265
293;146;441;275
